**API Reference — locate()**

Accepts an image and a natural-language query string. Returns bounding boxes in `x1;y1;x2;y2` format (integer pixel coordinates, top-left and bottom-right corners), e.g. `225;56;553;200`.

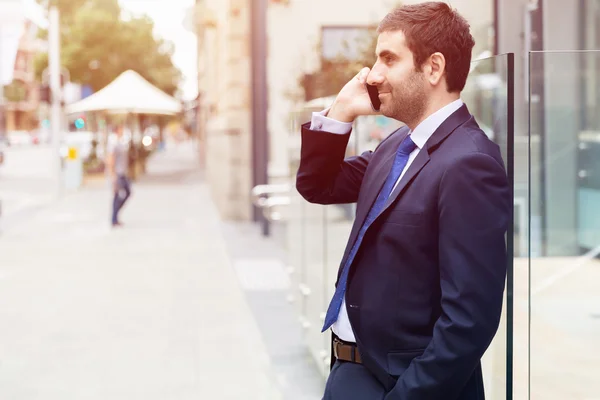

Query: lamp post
48;6;63;197
250;0;270;236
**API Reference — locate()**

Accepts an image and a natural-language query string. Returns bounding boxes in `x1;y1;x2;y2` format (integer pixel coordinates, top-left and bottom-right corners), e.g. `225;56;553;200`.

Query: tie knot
397;135;417;155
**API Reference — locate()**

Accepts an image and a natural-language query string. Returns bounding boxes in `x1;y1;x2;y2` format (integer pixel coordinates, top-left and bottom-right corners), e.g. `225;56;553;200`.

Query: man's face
368;31;429;126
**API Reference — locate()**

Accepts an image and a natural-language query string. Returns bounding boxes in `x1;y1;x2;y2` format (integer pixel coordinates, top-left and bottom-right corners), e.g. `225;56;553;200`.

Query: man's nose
366;68;384;86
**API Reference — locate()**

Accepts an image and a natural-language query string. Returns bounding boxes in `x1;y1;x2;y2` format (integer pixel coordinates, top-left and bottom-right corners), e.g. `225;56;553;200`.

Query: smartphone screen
366;83;381;112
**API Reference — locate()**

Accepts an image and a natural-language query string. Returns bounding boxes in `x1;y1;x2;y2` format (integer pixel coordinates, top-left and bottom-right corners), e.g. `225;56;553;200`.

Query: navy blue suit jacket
296;105;510;400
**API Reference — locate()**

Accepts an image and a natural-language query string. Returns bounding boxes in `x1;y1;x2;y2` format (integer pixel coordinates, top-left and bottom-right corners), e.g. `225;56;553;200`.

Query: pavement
0;141;323;399
2;141;599;400
0;144;55;227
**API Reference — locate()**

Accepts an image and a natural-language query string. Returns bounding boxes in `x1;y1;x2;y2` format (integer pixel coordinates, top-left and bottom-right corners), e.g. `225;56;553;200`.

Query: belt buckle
333;338;341;359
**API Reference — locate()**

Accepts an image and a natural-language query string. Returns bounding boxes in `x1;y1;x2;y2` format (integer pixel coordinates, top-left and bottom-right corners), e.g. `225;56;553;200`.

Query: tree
3;80;28;103
37;0;120;23
34;0;181;96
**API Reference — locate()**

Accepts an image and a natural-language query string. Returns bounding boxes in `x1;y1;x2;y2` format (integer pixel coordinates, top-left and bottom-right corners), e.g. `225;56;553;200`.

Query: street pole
250;0;270;236
0;28;5;140
49;6;62;198
0;29;2;232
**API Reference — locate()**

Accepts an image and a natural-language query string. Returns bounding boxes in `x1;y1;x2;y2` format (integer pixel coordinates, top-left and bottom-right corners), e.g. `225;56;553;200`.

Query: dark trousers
323;360;388;400
111;175;131;224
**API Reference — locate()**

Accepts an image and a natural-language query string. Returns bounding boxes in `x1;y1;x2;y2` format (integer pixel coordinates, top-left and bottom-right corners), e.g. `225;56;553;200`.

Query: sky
119;0;198;100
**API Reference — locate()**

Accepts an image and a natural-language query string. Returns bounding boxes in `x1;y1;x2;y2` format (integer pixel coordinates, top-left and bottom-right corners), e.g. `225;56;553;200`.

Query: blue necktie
322;135;417;333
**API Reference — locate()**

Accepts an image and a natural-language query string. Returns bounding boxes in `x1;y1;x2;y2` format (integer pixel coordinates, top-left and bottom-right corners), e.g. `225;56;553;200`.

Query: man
296;2;510;400
107;126;131;227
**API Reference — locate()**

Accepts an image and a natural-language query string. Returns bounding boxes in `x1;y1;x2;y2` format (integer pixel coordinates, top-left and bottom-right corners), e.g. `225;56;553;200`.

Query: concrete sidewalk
0;142;283;399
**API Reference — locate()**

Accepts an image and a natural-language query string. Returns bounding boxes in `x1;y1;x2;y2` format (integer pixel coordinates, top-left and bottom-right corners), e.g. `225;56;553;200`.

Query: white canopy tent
66;70;182;115
65;70;182;180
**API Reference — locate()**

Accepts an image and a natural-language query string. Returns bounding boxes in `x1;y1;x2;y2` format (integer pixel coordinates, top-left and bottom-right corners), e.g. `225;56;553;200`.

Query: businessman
296;2;510;399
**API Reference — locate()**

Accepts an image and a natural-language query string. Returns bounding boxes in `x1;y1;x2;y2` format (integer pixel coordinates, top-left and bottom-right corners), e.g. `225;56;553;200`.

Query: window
320;26;375;62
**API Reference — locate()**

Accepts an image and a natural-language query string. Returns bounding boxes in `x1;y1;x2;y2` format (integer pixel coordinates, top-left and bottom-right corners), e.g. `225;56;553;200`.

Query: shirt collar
408;99;464;149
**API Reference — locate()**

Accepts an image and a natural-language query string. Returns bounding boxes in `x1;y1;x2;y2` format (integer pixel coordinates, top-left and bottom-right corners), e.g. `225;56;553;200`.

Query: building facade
190;0;494;221
188;0;254;220
4;18;44;133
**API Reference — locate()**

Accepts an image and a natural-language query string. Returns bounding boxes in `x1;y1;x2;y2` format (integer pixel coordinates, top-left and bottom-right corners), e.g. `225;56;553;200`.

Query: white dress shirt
310;99;464;342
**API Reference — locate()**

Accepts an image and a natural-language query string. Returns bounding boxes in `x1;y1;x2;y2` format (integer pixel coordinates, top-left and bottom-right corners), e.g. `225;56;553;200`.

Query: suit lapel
353;129;408;226
338;128;408;272
337;104;472;277
382;149;430;210
380;104;473;215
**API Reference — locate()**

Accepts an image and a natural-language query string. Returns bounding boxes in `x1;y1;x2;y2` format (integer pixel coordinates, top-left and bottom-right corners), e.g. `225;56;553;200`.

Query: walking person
296;2;511;399
107;126;131;227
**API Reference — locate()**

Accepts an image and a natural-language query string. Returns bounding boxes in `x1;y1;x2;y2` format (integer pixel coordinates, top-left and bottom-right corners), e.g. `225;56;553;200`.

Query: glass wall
528;50;600;399
462;53;514;400
286;54;516;398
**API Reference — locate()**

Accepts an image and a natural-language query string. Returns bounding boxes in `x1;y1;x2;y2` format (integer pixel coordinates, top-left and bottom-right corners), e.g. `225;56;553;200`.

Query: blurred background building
187;0;600;258
4;18;43;133
0;0;47;141
498;0;600;258
187;0;494;220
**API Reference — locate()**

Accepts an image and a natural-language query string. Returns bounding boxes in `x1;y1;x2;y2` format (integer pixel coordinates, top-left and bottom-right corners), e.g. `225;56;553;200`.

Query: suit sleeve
295;122;373;205
385;151;511;400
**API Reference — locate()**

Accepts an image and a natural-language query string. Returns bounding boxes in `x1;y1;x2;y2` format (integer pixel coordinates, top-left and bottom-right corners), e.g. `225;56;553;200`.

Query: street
0;145;56;227
2;142;598;400
0;142;298;399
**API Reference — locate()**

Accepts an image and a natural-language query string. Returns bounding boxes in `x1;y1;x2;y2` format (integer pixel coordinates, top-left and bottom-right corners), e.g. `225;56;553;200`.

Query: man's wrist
328;102;355;123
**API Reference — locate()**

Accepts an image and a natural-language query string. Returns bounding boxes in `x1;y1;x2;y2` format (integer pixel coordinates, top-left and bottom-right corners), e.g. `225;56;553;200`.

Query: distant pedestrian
107;126;131;227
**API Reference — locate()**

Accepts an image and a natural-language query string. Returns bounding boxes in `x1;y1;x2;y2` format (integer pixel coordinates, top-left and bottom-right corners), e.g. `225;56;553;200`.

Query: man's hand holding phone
328;67;380;123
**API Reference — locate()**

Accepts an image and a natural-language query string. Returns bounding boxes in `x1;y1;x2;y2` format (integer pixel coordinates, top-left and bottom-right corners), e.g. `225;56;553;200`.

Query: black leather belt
333;337;363;364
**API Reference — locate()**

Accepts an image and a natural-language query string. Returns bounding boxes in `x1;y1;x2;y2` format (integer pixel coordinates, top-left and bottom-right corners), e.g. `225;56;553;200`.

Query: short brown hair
377;2;475;92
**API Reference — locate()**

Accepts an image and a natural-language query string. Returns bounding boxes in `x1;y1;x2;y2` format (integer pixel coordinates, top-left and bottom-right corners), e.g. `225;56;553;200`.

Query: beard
380;69;428;127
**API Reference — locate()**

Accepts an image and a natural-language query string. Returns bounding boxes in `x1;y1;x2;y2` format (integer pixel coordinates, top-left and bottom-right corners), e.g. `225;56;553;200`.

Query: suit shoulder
453;120;502;152
441;119;506;169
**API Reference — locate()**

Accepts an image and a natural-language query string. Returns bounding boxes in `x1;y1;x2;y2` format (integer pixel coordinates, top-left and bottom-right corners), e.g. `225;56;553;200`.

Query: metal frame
250;183;291;222
506;51;515;400
250;0;270;235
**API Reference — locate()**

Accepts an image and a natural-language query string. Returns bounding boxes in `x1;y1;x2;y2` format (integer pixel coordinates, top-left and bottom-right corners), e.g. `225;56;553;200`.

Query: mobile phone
366;83;381;112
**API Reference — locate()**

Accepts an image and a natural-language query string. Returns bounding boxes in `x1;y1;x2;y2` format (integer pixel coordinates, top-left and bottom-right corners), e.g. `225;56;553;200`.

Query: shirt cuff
309;108;353;134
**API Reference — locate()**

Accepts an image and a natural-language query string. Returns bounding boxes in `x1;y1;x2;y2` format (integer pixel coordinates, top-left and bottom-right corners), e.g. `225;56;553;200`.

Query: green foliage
298;1;403;101
300;32;377;101
3;80;28;102
37;0;120;22
297;31;377;101
35;0;181;96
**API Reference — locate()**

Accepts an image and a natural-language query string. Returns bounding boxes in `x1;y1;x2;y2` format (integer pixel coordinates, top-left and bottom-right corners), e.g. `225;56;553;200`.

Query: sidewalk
0;142;284;399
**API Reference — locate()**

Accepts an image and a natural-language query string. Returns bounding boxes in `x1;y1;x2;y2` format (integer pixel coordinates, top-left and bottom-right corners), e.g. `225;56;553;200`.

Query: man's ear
426;52;446;86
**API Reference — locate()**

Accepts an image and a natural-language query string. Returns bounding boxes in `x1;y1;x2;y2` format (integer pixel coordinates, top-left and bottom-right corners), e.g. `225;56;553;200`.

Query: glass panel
286;187;305;320
287;105;329;377
301;199;327;375
287;109;309;325
529;50;600;399
462;53;514;400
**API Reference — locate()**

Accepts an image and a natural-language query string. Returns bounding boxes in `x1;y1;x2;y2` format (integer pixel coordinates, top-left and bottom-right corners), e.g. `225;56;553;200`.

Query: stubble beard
381;70;428;128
